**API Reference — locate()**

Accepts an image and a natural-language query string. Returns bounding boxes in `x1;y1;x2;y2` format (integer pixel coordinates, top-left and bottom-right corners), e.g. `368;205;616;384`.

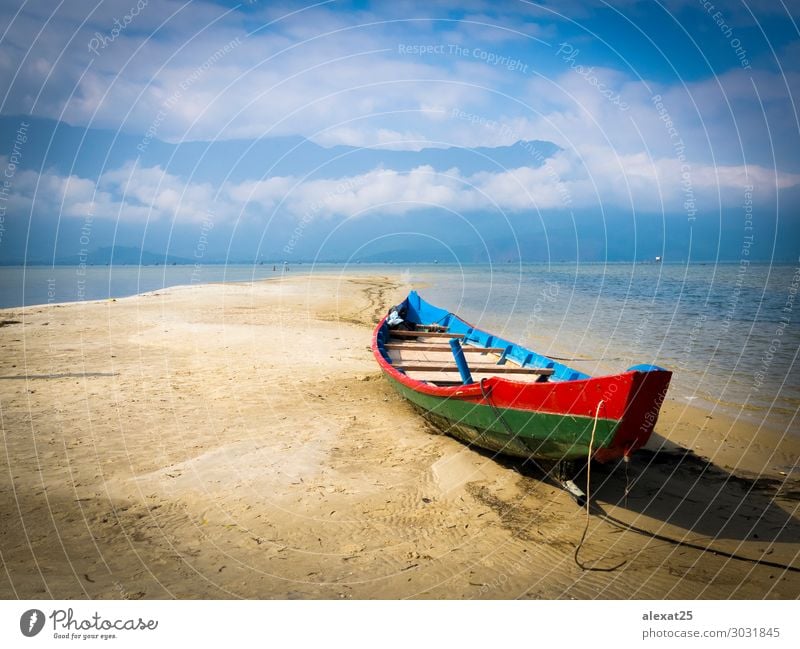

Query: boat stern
594;364;672;462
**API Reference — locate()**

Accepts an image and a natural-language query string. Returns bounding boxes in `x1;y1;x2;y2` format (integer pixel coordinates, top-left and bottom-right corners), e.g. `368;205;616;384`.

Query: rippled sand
1;275;797;599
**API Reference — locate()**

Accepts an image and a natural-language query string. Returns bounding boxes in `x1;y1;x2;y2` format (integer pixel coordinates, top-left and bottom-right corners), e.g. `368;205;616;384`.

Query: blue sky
0;0;798;262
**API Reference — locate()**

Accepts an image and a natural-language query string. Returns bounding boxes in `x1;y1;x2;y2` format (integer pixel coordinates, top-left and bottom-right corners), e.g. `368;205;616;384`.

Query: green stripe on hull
388;376;620;461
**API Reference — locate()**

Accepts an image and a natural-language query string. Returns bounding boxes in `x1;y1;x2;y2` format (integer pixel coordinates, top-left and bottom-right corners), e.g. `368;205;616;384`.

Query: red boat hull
372;293;672;463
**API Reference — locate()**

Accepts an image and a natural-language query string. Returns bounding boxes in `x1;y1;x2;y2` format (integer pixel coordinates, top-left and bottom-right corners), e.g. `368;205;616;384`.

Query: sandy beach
0;274;797;599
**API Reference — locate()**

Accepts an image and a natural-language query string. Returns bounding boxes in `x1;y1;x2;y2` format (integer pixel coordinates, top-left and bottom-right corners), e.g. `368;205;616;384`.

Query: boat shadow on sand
489;433;800;547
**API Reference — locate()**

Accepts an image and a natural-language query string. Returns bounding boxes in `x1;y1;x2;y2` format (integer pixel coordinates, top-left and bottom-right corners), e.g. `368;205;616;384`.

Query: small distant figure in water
273;265;276;271
284;261;289;272
655;256;662;263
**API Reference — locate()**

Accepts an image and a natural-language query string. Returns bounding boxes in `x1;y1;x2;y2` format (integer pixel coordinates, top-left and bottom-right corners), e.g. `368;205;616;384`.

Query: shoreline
3;260;798;269
1;274;797;599
3;270;795;442
2;273;797;481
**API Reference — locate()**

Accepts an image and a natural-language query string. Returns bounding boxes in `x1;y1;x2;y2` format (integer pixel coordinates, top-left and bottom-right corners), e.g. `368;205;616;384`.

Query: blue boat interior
376;290;592;382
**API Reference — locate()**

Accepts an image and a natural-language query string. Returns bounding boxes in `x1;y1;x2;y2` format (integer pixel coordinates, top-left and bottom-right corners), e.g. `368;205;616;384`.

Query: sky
0;0;799;263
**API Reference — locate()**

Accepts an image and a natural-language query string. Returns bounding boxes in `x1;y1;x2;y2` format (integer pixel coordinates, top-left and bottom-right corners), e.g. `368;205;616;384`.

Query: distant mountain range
2;116;797;264
0;115;571;265
0;115;560;182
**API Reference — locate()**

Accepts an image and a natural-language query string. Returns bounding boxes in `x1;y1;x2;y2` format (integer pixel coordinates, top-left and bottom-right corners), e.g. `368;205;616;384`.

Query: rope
574;400;626;572
623;454;631;507
594;509;800;573
479;379;551;479
477;383;797;574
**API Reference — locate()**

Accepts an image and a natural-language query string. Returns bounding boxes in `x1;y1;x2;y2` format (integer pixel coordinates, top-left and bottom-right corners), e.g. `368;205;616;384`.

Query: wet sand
0;274;797;599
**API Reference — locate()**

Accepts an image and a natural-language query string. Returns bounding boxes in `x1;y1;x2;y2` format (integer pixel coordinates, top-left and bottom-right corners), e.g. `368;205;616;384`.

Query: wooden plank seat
385;343;505;353
389;330;465;339
394;363;554;376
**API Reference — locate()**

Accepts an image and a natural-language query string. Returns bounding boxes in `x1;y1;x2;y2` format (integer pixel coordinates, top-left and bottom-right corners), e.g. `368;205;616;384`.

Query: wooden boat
372;291;672;464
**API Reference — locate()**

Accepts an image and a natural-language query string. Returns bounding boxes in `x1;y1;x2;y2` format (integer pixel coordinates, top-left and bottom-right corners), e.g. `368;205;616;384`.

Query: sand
0;273;797;599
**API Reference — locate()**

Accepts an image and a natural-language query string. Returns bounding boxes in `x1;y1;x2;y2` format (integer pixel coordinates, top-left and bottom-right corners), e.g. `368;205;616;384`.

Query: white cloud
14;153;798;228
311;126;433;150
3;0;798;231
2;0;796;189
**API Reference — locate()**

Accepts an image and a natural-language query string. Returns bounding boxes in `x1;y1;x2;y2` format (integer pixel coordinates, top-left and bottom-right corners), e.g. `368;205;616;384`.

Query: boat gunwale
371;313;649;403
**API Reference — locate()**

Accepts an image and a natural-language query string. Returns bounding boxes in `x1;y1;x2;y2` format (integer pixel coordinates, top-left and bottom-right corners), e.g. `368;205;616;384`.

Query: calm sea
1;262;798;433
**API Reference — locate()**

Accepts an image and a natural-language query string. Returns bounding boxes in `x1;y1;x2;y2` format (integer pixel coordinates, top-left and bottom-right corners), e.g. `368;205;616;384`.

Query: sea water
390;262;800;435
0;264;284;308
1;262;797;434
